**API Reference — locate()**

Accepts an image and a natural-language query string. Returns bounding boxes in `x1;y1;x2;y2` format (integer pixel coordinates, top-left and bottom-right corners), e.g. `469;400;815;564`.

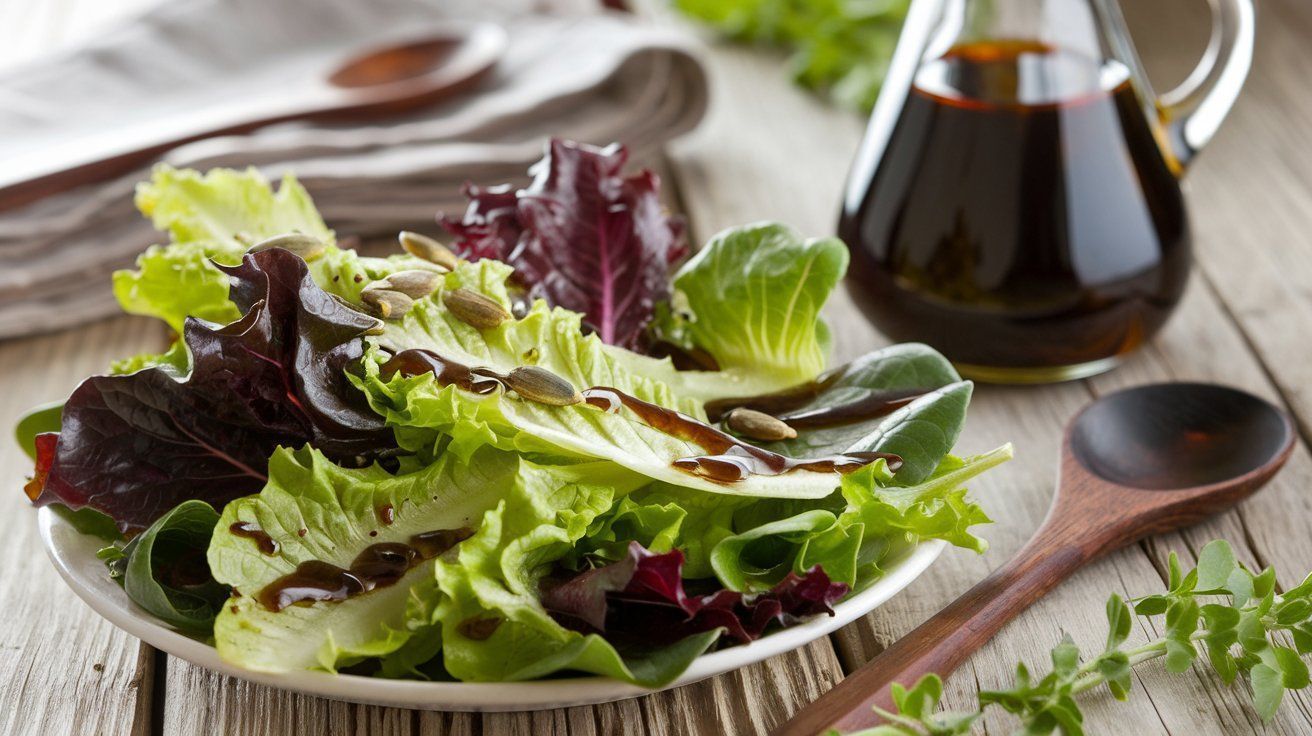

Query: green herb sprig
672;0;908;111
851;540;1312;735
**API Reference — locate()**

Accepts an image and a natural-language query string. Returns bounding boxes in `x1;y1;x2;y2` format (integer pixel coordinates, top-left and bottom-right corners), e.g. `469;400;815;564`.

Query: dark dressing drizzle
704;365;930;430
376;504;395;526
256;527;473;612
776;388;926;429
702;367;845;422
383;348;904;484
229;522;279;556
647;339;722;372
382;349;509;394
582;387;902;483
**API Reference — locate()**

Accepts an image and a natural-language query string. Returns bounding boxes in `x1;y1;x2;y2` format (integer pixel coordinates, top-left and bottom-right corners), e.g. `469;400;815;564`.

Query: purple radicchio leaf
439;139;687;350
26;248;394;532
541;542;849;650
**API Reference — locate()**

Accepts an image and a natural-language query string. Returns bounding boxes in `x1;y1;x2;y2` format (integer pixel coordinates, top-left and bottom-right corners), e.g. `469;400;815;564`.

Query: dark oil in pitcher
839;41;1191;383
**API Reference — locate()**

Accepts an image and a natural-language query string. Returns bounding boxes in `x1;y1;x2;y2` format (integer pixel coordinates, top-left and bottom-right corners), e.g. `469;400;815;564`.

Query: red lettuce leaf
541;542;848;649
440;139;687;349
27;248;394;532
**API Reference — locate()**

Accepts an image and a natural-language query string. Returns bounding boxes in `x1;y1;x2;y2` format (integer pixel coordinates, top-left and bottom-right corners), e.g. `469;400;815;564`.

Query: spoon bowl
1069;382;1293;491
0;22;508;212
780;382;1296;736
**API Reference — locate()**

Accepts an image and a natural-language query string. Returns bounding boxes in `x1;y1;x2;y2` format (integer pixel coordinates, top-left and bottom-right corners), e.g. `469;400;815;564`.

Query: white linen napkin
0;0;707;339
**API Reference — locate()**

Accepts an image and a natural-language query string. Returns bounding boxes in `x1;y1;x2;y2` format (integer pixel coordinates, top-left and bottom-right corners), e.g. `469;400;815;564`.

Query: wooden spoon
779;382;1296;736
0;21;508;213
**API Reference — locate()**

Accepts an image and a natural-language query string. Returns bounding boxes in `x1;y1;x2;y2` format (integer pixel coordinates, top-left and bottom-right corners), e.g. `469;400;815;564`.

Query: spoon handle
0;92;331;214
776;522;1093;736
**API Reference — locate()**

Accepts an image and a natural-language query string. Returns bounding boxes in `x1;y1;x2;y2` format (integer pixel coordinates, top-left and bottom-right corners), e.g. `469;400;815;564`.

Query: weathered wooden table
4;0;1312;733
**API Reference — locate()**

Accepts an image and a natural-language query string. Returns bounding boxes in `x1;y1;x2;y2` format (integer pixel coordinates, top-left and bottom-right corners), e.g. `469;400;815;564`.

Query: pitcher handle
1159;0;1255;166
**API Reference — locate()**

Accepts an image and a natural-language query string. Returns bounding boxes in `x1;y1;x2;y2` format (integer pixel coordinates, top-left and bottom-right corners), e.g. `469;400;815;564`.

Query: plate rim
39;506;944;712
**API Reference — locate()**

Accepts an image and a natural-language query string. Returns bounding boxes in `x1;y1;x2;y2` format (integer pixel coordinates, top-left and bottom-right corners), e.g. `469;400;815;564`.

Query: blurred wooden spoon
0;21;507;212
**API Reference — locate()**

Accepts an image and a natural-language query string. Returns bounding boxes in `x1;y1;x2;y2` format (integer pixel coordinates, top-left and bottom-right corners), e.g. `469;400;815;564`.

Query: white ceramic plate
40;506;944;712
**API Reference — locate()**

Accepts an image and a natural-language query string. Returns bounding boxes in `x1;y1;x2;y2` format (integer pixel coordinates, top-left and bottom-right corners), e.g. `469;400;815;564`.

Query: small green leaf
1292;626;1312;655
1253;567;1278;601
1274;646;1310;689
1207;640;1240;684
1238;611;1270;654
1226;567;1255;608
928;710;980;734
1201;603;1240;634
1276;599;1312;626
1047;696;1085;736
1167;552;1183;589
1195;540;1237;591
122;499;227;632
53;505;121;541
1165;599;1200;644
1052;634;1080;677
1165;638;1198;673
15;400;63;461
1284;572;1312;600
896;674;943;719
1135;596;1170;616
1250;663;1285;720
1105;594;1132;651
1097;651;1132;700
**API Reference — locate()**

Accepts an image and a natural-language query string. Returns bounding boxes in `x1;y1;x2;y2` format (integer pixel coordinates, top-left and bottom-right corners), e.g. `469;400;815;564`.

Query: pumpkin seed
399;231;459;270
505;366;582;406
443;288;510;329
329;294;387;334
247;232;326;260
724;408;797;442
370;269;443;300
361;288;414;320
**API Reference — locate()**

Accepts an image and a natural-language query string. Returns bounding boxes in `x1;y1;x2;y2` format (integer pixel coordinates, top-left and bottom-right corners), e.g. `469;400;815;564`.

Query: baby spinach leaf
768;344;970;485
119;500;228;633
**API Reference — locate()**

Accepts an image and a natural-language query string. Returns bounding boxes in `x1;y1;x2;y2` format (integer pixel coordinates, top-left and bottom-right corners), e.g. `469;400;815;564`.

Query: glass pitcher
838;0;1254;383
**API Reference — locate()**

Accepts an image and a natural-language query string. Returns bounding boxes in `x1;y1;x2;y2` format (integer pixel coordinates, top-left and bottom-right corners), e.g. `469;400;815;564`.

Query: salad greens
861;540;1312;733
440;139;687;351
28;248;394;531
102;500;228;633
20;140;1009;688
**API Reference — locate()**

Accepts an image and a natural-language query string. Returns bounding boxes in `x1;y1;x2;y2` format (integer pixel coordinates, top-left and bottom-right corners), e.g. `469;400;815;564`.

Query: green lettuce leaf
362;266;860;500
763;343;970;486
208;445;644;674
116;500;228;633
572;486;751;580
576;445;1009;594
654;222;847;386
15;400;62;461
135;166;334;250
108;339;191;376
114;165;440;333
417;454;719;685
116;166;334;332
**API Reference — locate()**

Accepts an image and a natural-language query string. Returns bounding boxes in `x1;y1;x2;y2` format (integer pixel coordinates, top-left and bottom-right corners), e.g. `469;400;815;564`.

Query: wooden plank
0;316;164;736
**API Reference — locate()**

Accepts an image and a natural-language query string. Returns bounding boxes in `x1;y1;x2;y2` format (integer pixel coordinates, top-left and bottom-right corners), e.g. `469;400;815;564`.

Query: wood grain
0;317;164;736
5;0;1312;733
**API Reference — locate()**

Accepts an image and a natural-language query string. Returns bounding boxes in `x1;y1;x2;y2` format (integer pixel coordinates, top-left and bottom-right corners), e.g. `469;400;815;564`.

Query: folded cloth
0;0;707;339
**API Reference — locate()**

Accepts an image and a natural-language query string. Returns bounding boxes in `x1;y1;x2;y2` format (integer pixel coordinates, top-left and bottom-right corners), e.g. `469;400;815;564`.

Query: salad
19;139;1009;687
